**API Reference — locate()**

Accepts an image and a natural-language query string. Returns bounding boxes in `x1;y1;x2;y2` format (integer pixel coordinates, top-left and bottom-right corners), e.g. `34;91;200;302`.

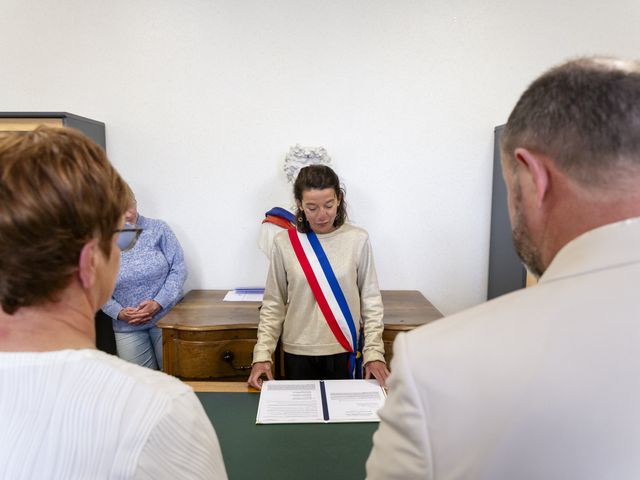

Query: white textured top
0;349;227;479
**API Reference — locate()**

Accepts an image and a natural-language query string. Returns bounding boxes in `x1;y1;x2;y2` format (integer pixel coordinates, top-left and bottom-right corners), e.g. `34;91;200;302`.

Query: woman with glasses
102;185;187;370
0;127;226;478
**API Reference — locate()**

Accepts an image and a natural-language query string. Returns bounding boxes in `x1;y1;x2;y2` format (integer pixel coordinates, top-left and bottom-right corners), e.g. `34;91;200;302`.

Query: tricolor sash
288;229;361;378
262;207;296;229
264;207;296;224
263;214;295;230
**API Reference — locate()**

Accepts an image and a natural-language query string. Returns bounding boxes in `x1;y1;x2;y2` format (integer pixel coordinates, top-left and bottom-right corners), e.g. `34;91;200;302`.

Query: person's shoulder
88;350;192;399
273;228;294;246
338;223;369;239
139;215;169;230
140;216;181;244
402;285;547;357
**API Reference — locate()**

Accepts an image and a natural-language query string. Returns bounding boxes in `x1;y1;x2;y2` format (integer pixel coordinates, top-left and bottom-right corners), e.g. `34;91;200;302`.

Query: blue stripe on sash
306;231;358;350
265;207;296;223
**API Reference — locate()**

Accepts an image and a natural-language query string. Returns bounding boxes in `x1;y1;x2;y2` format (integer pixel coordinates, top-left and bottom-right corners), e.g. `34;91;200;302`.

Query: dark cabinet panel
0;112;105;148
487;125;527;300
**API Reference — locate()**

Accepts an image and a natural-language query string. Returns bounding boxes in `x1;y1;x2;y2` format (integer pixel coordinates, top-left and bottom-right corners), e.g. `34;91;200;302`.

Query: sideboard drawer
164;329;257;381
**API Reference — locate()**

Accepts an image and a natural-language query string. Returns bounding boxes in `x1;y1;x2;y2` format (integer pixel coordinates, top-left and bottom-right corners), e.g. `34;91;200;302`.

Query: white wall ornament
283;144;332;184
257;145;333;258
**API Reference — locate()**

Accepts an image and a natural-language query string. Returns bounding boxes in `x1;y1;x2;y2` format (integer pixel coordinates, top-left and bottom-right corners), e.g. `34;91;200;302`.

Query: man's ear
514;148;551;209
78;239;99;289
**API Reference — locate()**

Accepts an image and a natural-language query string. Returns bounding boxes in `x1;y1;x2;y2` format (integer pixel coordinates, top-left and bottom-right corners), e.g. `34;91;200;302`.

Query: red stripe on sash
262;215;295;230
288;229;353;352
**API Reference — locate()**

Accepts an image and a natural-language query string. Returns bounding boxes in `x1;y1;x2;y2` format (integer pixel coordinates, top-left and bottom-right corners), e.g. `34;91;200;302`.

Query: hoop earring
297;216;304;223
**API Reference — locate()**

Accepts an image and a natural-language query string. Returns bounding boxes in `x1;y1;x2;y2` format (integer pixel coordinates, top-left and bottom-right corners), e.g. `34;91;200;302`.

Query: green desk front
196;391;378;479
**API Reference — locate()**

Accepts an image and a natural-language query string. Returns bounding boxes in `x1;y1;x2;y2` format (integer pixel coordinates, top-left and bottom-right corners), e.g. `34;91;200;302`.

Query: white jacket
367;218;640;480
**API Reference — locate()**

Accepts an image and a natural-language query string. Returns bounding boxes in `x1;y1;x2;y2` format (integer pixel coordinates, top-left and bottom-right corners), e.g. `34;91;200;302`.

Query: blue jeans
114;327;163;370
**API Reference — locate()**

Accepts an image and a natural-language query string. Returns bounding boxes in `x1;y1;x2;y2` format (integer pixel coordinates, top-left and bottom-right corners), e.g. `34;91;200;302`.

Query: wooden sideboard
158;289;443;380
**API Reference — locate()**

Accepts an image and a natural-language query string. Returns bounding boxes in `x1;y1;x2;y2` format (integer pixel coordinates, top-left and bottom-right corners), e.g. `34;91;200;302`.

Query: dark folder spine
319;380;330;421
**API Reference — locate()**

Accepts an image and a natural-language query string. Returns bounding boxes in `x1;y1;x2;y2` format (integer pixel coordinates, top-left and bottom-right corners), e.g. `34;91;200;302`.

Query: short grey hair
502;57;640;187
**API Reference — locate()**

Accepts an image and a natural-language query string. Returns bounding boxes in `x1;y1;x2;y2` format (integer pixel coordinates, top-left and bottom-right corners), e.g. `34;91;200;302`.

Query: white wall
2;0;639;314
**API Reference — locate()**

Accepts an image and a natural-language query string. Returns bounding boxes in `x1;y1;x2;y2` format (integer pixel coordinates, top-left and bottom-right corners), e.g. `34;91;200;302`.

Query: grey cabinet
0;112;105;148
487;125;528;300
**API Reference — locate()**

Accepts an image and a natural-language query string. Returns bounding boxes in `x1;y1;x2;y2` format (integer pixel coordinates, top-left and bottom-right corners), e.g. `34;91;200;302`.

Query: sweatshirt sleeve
357;237;386;365
153;222;187;309
102;297;124;321
252;240;288;364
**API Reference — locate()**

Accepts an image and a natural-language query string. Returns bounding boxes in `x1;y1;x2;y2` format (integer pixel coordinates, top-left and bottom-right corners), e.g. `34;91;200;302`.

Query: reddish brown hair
0;127;128;314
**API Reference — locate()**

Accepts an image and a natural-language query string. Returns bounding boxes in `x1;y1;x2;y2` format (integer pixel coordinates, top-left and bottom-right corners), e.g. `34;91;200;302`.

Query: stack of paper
256;379;386;424
223;287;265;302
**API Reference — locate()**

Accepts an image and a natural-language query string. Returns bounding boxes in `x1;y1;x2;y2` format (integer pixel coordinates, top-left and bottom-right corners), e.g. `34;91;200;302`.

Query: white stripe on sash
296;232;355;352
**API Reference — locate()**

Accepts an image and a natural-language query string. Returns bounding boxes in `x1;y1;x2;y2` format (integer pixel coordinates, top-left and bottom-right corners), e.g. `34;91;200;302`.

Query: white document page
256;379;386;424
324;379;386;422
223;290;264;302
256;380;325;424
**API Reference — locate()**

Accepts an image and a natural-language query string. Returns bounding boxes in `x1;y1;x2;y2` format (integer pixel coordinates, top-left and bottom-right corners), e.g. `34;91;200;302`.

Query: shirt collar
540;217;640;284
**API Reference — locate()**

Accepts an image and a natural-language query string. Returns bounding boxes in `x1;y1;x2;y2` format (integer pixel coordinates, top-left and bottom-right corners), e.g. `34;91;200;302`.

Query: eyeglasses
114;227;143;252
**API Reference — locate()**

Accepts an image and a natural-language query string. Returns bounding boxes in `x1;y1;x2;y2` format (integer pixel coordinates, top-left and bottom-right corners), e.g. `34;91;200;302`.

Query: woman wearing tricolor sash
248;165;389;389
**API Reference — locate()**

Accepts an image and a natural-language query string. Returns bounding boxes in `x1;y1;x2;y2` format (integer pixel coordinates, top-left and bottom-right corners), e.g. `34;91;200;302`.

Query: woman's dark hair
293;165;347;233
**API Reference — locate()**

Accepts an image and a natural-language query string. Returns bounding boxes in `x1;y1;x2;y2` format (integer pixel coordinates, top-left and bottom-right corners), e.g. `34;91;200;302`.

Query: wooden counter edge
186;380;388;395
157;323;261;331
186;381;259;393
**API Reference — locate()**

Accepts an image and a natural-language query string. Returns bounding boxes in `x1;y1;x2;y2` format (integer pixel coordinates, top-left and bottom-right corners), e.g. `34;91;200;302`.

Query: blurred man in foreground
367;57;640;479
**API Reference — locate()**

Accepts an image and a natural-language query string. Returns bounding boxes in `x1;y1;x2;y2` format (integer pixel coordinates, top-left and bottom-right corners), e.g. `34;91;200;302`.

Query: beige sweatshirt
253;223;386;365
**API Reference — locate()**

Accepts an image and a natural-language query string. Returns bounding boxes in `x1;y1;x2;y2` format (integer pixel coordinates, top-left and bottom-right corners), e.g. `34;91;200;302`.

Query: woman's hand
364;360;390;388
248;361;274;390
117;300;160;325
137;300;161;318
117;307;150;325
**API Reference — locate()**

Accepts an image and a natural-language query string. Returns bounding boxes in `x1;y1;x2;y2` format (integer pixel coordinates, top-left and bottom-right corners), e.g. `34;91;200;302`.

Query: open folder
256;379;386;424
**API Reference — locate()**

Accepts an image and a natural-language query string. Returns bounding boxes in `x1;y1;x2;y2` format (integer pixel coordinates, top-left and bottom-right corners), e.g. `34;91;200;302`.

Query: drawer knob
221;350;252;371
